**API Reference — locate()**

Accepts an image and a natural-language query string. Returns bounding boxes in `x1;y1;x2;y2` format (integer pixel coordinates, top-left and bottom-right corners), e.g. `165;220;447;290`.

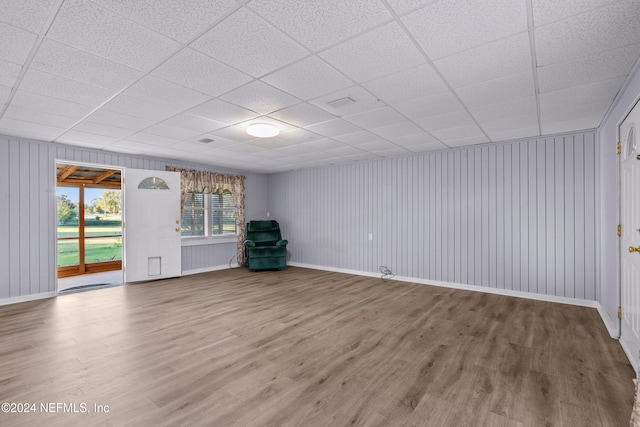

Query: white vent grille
327;96;355;108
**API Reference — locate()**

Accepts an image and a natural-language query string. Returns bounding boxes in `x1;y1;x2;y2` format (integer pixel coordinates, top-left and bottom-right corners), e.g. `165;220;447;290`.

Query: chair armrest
244;240;256;247
276;239;288;247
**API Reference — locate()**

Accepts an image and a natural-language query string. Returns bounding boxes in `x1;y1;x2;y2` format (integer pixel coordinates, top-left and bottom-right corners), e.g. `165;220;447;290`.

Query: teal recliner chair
244;220;288;271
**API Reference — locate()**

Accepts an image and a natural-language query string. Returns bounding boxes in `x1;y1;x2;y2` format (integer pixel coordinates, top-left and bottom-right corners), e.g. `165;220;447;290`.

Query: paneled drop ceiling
1;0;639;173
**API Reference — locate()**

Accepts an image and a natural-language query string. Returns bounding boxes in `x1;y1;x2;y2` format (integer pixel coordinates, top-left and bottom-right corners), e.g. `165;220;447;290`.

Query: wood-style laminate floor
0;267;634;426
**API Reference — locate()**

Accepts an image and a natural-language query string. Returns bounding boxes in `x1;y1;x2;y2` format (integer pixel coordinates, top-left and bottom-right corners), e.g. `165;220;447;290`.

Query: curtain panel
166;166;246;265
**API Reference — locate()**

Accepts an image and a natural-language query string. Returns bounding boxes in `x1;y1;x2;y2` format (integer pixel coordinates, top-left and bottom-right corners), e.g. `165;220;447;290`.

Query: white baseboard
596;303;620;339
0;291;56;306
289;262;600;308
619;335;639;374
182;263;239;276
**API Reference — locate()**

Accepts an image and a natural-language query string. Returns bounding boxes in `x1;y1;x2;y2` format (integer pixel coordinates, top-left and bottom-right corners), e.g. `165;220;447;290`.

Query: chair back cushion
246;220;282;246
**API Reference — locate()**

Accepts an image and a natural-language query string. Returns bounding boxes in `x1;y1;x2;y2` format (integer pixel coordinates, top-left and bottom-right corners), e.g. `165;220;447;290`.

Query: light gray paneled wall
0;135;268;300
268;131;598;300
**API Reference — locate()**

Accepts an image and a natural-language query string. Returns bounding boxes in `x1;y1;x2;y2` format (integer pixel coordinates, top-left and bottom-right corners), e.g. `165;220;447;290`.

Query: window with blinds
181;191;236;238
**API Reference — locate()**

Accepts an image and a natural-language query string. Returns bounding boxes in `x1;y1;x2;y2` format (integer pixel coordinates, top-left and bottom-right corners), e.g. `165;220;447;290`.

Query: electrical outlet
368;233;373;241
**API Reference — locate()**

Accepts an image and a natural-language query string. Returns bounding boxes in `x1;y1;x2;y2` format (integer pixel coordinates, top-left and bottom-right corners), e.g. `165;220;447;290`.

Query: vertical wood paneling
268;130;599;300
9;141;20;297
0;140;9;298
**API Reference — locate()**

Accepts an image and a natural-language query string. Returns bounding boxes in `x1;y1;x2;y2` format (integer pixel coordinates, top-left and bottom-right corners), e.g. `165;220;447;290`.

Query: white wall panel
0;134;267;301
268;130;599;300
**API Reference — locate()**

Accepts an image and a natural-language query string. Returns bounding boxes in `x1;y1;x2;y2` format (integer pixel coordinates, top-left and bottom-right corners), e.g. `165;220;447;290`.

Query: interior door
124;169;181;282
620;99;640;365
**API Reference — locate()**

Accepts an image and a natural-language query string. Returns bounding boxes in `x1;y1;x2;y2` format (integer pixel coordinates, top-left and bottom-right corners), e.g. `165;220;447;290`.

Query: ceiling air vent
198;138;214;143
326;96;355;108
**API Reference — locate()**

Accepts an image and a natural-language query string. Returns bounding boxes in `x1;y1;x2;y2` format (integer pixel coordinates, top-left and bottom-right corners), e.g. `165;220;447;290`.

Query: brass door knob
629;246;640;253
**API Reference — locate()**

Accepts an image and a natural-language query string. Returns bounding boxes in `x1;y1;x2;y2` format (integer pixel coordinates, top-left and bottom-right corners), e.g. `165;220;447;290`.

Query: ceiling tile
167;140;217;155
540;101;611;135
300;138;348;151
309;86;385;117
2;0;58;33
391;132;442;147
402;0;528;59
0;86;10;106
247;0;391;51
276;128;324;143
263;56;353;100
191;8;307;78
320;22;425;83
535;1;640;66
91;0;239;43
31;38;143;91
345;106;407;129
245;137;296;150
3;105;79;129
57;129;118;148
269;103;337;127
537;43;640;93
161;113;227;134
373;147;412;157
445;135;490;147
277;143;326;156
11;90;95;119
434;32;532;89
0;60;22;87
469;96;539;137
0;22;38;65
46;0;180;72
71;121;135;139
122;75;210;111
84;109;154;131
220;81;300;115
386;0;439;15
334;130;388;146
208;126;258;143
216;142;266;154
152;48;251;97
144;123;202;141
19;68;114;107
187;99;259;125
304;118;362;137
455;71;535;109
369;121;424;139
486;126;541;142
127;132;179;147
325;144;366;156
393;90;464;120
101;94;178;122
362;63;448;105
0;117;66;140
532;0;625;27
346;139;399;152
416;110;479;133
539;77;626;110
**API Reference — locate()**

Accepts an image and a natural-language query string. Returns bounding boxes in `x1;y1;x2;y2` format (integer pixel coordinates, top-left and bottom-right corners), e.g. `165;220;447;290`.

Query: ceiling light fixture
246;123;280;138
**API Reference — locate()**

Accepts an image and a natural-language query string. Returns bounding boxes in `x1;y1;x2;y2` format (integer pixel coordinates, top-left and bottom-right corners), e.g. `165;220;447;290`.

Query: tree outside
57;195;77;225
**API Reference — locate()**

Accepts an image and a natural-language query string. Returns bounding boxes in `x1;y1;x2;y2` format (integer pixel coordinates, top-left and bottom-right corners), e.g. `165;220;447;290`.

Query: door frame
617;93;640;370
54;160;125;291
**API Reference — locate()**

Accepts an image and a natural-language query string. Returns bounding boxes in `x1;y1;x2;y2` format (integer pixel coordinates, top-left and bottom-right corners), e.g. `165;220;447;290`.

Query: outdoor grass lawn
58;218;122;267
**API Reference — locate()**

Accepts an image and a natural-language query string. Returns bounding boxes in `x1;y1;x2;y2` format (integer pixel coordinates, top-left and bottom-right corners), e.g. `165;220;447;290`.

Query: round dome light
246;123;280;138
